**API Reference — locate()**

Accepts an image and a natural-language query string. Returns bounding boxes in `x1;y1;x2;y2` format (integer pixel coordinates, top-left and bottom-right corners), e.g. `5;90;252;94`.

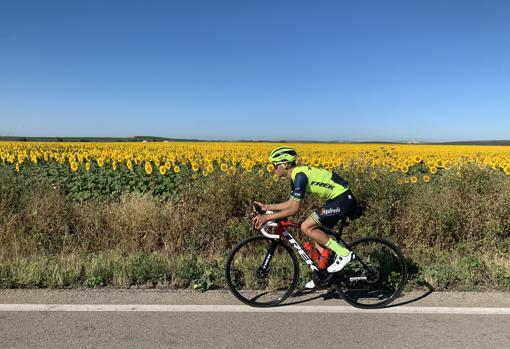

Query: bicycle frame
259;212;372;285
279;227;320;273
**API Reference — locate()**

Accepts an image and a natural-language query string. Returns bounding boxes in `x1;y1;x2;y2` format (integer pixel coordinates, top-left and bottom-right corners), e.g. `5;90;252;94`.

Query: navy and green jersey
290;166;349;201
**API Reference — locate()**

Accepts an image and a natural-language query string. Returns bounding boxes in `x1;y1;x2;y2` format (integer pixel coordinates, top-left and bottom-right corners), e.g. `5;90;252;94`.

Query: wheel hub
256;267;270;279
365;267;380;284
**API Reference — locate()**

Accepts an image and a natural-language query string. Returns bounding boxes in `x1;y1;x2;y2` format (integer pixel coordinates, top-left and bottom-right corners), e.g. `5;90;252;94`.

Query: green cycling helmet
269;146;297;164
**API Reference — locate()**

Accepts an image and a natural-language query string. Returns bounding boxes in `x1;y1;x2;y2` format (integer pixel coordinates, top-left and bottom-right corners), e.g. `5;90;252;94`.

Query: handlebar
258;209;280;239
254;203;300;239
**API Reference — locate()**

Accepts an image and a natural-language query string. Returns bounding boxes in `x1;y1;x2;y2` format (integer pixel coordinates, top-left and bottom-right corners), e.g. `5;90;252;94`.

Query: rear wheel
225;235;300;307
334;236;407;308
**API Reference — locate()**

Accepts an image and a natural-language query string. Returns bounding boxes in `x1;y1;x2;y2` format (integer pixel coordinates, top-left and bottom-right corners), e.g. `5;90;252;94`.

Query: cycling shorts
310;189;357;231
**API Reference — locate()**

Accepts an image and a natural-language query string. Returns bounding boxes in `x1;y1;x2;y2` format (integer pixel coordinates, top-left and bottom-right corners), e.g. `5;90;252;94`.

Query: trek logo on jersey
321;207;341;216
311;181;334;190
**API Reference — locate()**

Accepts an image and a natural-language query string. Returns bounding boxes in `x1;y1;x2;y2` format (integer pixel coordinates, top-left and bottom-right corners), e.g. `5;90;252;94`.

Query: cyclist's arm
256;171;307;212
264;171;307;220
265;199;301;221
265;201;293;211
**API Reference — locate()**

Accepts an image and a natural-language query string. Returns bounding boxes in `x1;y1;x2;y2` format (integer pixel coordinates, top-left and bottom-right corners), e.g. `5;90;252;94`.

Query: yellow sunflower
227;166;236;176
144;161;153;175
400;165;409;173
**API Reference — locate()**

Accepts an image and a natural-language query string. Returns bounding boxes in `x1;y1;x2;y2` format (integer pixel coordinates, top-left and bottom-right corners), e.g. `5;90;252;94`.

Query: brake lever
253;203;266;214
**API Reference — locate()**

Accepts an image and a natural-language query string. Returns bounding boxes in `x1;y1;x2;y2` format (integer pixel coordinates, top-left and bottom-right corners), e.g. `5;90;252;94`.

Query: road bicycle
225;204;408;308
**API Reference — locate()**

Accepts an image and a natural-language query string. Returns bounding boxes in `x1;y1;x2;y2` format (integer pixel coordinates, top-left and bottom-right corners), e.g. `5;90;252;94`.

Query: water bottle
303;241;320;261
318;249;331;270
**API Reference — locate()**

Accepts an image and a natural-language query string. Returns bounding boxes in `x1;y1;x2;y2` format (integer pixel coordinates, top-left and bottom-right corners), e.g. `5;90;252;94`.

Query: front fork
257;240;279;278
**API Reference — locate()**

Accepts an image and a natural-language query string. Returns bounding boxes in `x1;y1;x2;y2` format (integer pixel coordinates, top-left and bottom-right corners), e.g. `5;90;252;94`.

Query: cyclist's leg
315;242;326;254
299;220;327;253
300;217;329;289
300;216;330;246
301;215;351;258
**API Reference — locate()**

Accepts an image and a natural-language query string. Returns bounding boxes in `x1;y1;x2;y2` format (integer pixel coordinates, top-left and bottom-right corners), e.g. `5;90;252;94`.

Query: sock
325;238;350;257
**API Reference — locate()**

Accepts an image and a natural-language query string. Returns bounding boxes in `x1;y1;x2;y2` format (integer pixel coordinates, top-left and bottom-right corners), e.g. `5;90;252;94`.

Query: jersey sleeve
290;172;308;201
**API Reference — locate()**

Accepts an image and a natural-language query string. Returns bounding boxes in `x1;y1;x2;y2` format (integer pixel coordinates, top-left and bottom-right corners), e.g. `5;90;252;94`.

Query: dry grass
1;166;509;289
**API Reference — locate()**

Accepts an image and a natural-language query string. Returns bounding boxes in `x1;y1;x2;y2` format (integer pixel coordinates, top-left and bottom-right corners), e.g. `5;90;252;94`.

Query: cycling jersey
290;166;349;201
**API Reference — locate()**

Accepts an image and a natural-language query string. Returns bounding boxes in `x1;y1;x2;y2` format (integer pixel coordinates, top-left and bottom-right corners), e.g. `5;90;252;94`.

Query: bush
126;251;168;285
1;164;510;290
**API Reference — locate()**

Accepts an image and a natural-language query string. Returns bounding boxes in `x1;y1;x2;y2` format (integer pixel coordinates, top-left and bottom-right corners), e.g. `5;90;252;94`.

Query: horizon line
1;136;510;145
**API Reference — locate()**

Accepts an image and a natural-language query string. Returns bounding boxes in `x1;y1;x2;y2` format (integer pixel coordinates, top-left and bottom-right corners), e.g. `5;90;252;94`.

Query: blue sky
1;0;509;142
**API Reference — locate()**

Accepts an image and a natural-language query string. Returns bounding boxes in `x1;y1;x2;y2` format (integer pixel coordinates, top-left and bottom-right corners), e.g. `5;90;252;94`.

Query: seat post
337;217;349;236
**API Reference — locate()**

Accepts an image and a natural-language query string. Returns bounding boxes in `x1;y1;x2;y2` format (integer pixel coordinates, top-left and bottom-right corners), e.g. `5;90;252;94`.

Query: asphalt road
1;289;509;349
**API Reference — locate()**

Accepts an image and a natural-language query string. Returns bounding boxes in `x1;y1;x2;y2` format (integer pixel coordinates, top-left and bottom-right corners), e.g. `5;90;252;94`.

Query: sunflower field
1;141;510;290
1;141;509;200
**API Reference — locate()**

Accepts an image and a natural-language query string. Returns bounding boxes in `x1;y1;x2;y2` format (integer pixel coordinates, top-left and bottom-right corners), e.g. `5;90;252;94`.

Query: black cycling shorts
310;190;357;231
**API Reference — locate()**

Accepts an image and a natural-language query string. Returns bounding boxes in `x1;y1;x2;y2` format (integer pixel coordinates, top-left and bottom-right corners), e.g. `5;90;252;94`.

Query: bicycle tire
334;236;407;309
225;235;300;307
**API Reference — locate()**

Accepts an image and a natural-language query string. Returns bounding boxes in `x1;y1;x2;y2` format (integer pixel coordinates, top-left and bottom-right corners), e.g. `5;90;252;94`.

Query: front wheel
225;235;300;307
334;236;407;308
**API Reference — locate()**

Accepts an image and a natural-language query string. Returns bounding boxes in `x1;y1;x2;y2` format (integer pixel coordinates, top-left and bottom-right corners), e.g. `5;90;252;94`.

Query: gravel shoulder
1;288;509;308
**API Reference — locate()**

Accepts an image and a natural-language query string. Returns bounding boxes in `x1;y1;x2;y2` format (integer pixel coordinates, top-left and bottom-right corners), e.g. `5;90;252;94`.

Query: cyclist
253;146;357;289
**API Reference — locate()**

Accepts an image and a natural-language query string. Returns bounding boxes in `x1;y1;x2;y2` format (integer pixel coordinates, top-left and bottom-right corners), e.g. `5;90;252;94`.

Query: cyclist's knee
300;221;313;237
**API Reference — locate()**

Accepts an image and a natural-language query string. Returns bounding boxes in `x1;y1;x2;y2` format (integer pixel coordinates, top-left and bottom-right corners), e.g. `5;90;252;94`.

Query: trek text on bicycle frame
260;214;319;273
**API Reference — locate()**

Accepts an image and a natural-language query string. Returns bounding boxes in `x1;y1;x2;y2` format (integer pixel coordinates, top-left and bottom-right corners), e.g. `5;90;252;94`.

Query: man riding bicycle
253;146;357;289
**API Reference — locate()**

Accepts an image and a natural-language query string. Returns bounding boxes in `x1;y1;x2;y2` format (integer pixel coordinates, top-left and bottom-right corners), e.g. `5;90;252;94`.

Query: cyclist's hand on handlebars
252;214;270;230
253;201;268;214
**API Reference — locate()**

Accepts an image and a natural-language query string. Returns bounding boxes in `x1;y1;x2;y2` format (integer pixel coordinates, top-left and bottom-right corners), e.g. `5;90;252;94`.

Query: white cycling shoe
303;279;316;290
327;251;355;273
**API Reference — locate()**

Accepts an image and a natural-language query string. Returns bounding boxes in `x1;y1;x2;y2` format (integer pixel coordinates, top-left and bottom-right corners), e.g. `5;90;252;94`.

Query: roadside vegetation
1;162;509;291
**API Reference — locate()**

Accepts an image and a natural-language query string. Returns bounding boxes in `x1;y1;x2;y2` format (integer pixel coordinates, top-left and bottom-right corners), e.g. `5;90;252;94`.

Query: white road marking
0;304;509;315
